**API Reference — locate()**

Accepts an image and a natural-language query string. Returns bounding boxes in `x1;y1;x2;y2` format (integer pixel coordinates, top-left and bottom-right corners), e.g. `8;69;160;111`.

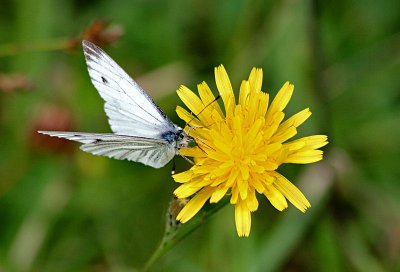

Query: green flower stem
141;197;230;271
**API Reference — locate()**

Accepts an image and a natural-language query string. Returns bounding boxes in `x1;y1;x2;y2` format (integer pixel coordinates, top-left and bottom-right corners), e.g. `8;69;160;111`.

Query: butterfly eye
177;131;185;140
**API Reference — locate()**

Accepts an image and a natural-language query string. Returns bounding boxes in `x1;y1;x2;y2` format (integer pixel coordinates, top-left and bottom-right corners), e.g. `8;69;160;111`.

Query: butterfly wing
82;40;177;139
38;131;176;168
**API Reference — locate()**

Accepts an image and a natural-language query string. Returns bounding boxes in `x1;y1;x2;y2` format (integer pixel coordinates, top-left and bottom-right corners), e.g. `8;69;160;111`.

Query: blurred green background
1;0;399;271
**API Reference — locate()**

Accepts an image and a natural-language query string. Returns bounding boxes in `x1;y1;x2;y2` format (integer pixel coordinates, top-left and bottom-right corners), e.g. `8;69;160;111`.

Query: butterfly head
175;128;194;149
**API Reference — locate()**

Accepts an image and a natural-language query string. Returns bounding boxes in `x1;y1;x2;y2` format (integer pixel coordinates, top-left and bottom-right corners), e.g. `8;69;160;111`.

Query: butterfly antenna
186;93;221;127
194;137;215;152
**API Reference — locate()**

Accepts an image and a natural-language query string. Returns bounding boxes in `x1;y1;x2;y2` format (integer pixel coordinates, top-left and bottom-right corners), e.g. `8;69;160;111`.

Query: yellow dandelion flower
173;65;328;237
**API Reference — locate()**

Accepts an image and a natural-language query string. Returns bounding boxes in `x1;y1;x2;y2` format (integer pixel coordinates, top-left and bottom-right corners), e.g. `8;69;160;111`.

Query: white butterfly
39;40;193;168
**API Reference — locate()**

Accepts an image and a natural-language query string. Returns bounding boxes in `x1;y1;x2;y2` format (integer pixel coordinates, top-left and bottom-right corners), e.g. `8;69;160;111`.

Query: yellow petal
257;92;269;118
278;108;312;132
211;164;231;177
235;199;251;237
212;134;232;154
239;80;250;106
238;178;248;200
262;161;279;171
271;126;297;144
263;111;285;140
246;188;259;212
215;65;235;116
284;135;328;164
245;117;265;143
267;81;294;117
177;85;204;116
191;162;219;174
210;185;230;203
284;150;324;164
230;185;239;204
179;146;205;157
240;164;249;180
207;149;230;162
283;140;305;151
248;67;263;93
272;147;290;165
250;173;265;193
173;171;194;183
264;185;288;211
174;183;202;198
198;81;224;117
264;142;283;156
272;172;311;212
233;105;243;132
176;106;201;126
271;108;312;143
176;187;214;223
244;80;267;123
226;169;238;188
291;135;329;150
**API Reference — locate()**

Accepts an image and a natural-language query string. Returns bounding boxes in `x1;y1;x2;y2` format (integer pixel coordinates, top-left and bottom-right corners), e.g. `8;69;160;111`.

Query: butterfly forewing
82;40;177;139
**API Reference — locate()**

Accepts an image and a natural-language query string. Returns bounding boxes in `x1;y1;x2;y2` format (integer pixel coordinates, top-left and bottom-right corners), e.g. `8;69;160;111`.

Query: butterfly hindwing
38;131;176;168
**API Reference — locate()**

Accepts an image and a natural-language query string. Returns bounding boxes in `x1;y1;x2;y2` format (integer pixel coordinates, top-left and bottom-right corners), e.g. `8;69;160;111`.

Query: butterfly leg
177;151;194;165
